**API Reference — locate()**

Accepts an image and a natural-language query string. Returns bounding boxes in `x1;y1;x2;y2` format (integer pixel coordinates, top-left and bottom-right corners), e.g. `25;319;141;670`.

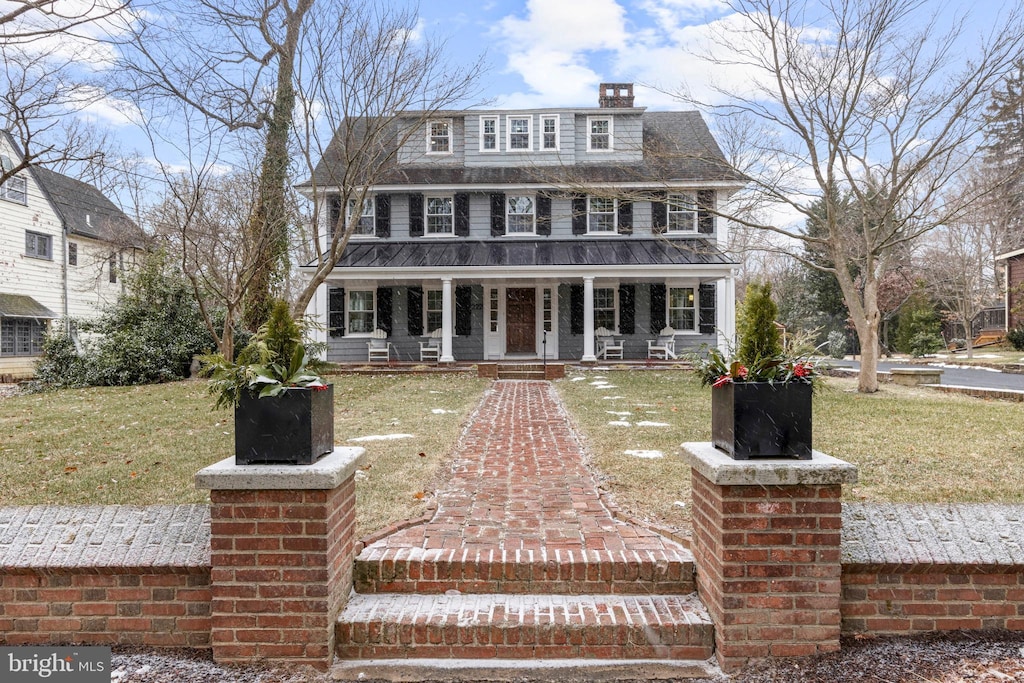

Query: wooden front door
506;288;536;354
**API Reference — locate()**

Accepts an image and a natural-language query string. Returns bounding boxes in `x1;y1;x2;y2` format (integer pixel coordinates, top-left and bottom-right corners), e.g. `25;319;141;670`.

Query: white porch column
718;274;737;352
305;284;329;360
582;276;597;363
440;276;455;363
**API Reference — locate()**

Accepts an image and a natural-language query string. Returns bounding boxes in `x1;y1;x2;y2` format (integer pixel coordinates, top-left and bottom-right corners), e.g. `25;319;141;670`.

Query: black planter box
234;384;334;465
711;382;812;460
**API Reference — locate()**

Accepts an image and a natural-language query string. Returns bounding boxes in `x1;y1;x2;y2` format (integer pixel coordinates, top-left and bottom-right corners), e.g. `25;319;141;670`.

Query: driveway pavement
828;359;1024;392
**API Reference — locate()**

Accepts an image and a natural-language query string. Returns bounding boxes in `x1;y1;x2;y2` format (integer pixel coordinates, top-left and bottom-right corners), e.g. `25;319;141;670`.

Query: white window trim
667;284;700;333
0;175;28;204
424;288;447;334
506;115;533;152
479;115;499;153
346;289;377;337
540;114;560;151
426;119;452;155
593;286;619;332
587;115;614;152
424;195;455;236
346;195;377;238
586;196;618;235
666;192;698;233
505;195;537;235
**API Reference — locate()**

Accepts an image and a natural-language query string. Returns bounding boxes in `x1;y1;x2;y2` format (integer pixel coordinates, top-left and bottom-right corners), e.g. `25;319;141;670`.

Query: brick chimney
598;83;634;108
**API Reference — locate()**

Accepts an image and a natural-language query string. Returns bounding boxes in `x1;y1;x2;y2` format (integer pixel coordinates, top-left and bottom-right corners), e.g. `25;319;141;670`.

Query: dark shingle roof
301;110;744;189
324;238;735;270
31;166;141;244
0;294;58;318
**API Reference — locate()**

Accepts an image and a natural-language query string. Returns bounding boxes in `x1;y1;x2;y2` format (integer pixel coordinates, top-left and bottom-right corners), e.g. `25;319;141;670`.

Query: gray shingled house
298;84;743;363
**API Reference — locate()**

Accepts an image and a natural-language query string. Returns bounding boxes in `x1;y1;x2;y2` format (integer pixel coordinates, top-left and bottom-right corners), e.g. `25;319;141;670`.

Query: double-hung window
425;196;454;235
667;193;697;232
0;175;27;204
25;231;52;259
587;196;616;233
507;116;531;151
594;288;617;331
425;289;444;333
348;290;375;334
588;116;612;151
68;242;78;266
668;287;696;331
480;116;498;151
428;120;451;154
347;197;375;236
506;196;535;234
540;115;559;150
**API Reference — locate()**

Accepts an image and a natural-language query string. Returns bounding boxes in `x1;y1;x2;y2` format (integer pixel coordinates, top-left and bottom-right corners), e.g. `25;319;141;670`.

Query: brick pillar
195;447;366;670
682;442;857;673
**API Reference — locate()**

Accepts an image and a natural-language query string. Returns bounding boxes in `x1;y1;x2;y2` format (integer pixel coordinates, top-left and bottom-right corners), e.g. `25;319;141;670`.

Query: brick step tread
336;592;714;661
331;657;721;681
354;547;696;595
496;373;548;380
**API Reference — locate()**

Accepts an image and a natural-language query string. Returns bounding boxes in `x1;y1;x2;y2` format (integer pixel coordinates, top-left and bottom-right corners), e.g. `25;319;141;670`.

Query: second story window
426;196;454;235
587;196;616;233
480;116;497;151
68;242;78;266
428;120;451;154
1;175;28;204
506;196;535;234
667;193;697;232
541;115;559;150
25;231;52;259
508;116;531;151
588;116;612;151
347;197;376;236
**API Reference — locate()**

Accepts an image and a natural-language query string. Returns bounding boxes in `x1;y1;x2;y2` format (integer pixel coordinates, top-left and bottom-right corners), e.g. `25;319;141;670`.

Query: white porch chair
646;327;677;360
595;327;624;360
367;329;393;362
419;328;443;363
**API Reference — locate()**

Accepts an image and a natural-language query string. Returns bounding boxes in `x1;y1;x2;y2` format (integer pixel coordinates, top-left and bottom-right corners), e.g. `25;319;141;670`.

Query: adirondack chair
646;327;677;360
594;327;624;360
419;328;443;362
367;329;393;362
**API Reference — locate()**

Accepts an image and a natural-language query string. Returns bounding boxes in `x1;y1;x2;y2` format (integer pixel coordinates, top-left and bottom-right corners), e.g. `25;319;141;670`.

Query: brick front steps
336;593;714;660
353;546;697;595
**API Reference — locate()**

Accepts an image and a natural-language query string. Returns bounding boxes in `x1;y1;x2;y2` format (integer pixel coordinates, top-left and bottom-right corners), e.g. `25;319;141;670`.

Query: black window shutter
617;199;632;235
571;195;587;235
536;194;551;236
490;193;506;237
407;286;423;336
375;194;391;238
455;285;472;336
570;284;584;334
328;196;342;239
454;193;470;236
699;283;717;334
697;190;715;234
650;284;667;333
619;284;635;334
651;191;667;234
328;287;345;337
377;287;392;334
409;193;424;237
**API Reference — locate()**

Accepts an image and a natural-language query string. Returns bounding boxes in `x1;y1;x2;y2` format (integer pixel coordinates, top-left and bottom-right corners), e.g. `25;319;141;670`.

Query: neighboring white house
0;130;143;380
298;83;744;363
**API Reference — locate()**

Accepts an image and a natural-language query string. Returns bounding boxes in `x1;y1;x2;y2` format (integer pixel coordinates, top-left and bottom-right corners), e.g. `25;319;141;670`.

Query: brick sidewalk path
356;380;693;594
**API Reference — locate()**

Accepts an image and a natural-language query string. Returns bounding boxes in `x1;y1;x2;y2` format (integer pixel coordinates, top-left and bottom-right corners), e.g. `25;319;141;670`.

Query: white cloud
69;88;141;127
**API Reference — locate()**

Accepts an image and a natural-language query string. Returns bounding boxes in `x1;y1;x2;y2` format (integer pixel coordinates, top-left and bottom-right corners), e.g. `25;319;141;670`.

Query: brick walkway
355;380;694;595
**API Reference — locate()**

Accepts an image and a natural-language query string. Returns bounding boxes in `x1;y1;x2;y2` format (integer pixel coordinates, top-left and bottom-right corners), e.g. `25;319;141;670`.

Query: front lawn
555;370;1024;536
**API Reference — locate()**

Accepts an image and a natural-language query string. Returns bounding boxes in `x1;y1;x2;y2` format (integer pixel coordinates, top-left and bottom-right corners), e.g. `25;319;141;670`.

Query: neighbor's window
594;287;616;331
506;196;535;234
425;196;454;235
587;196;616;233
68;242;78;266
669;287;696;331
425;289;444;333
428;120;451;153
108;253;118;283
588;116;612;151
667;193;697;232
347;290;375;334
480;116;498;151
0;175;27;204
25;231;52;259
0;317;46;357
541;115;559;150
508;116;531;151
347;197;375;236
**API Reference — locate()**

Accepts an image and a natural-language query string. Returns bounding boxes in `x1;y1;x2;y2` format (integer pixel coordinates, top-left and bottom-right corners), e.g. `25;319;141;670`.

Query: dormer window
428;120;451;154
587;116;613;151
541;115;559;150
480;115;498;151
507;116;532;151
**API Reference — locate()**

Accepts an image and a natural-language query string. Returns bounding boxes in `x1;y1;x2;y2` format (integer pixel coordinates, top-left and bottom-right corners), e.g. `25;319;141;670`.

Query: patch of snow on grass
607;411;631;416
348;434;415;442
624;449;664;459
431;409;458;414
607;421;632;427
636;421;670;427
602;396;626;400
570;377;587;382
